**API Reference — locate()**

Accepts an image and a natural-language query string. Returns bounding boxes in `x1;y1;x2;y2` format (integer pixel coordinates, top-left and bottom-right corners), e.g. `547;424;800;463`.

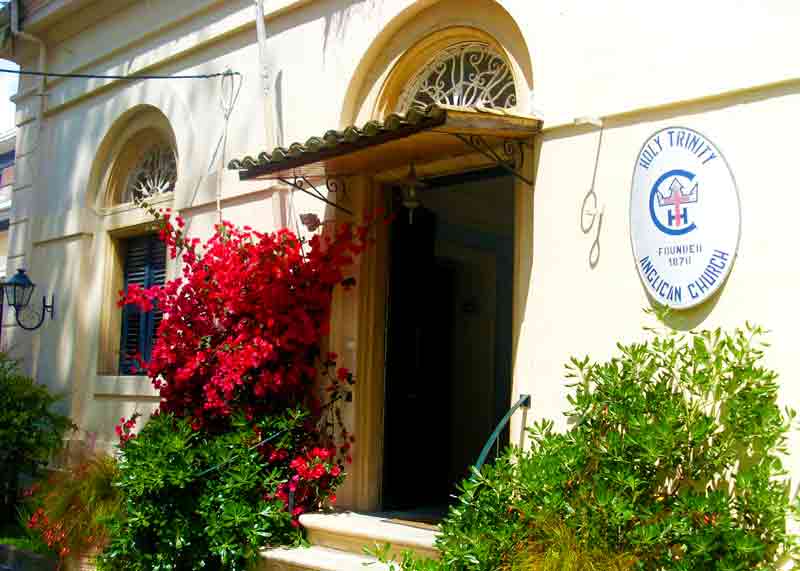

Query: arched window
92;107;176;375
397;41;517;113
122;143;177;204
92;109;178;210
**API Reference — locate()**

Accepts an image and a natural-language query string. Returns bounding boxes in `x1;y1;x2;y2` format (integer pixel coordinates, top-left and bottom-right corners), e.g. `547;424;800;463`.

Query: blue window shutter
119;235;167;374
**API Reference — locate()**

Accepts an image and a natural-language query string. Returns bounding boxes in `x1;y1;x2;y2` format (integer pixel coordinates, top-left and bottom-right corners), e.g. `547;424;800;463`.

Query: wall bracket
451;134;534;186
277;175;353;216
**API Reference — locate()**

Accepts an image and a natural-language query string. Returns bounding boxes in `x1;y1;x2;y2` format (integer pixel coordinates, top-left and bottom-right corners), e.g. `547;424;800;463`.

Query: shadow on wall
260;0;381;67
648;283;725;332
321;0;384;64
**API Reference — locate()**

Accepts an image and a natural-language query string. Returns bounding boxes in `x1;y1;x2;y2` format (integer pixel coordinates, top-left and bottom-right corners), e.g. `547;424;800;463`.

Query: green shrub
0;518;52;557
512;324;797;569
502;521;637;571
383;324;798;570
0;534;50;554
98;407;343;571
0;355;74;526
435;453;527;569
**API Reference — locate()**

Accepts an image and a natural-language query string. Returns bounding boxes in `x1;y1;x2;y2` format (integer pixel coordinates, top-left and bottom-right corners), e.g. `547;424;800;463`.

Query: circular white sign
630;127;740;309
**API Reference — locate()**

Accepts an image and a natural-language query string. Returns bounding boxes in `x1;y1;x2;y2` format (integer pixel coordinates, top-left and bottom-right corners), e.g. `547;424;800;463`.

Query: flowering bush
118;209;367;430
98;407;344;571
25;453;122;565
100;206;368;570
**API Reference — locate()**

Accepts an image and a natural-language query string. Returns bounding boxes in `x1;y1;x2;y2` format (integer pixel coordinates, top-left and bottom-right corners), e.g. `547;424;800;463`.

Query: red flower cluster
28;508;70;558
271;446;345;524
26;459;112;565
22;483;41;498
118;209;369;429
114;414;140;447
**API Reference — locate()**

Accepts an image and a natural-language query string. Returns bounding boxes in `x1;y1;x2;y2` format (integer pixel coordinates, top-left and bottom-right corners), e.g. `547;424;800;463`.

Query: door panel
383;206;454;509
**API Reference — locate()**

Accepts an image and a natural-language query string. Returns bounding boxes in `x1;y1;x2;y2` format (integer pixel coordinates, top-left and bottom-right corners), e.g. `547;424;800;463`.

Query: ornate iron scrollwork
398;42;518;113
324;177;347;200
277;175;352;215
451;134;532;186
124;144;177;203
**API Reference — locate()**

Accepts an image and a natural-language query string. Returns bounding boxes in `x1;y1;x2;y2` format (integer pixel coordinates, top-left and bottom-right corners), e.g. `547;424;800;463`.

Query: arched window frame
369;26;528;122
104;128;178;209
92;109;178;376
89;108;179;213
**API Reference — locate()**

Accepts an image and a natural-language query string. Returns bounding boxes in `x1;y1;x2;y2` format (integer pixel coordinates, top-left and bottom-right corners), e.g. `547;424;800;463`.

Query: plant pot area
0;545;57;571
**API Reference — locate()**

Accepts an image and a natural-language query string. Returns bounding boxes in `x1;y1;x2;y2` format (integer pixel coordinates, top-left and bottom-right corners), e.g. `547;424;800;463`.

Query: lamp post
1;269;55;331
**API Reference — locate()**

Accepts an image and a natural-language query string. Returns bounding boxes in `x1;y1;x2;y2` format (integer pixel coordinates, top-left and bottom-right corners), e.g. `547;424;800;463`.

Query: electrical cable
0;67;240;81
196;394;347;479
195;426;290;478
216;68;243;224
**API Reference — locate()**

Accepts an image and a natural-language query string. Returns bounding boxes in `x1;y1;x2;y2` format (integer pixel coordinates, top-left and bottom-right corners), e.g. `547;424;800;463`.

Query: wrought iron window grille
397;42;518;113
124;144;178;204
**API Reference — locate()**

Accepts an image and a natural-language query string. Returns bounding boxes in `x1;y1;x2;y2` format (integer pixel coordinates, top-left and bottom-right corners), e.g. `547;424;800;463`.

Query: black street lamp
1;269;55;330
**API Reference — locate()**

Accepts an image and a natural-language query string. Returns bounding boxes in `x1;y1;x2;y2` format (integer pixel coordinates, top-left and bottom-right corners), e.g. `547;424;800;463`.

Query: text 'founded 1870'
630;127;740;309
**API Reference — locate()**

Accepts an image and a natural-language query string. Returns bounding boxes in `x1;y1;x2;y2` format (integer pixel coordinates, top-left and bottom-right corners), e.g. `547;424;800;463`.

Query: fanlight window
397;42;517;112
123;144;177;203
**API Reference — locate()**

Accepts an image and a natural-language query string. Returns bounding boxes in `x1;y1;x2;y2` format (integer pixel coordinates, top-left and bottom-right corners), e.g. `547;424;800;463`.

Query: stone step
300;512;440;561
259;545;391;571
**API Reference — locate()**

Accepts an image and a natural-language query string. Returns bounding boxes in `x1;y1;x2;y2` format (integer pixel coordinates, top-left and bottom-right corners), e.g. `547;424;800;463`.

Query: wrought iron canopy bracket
450;133;533;187
276;175;353;216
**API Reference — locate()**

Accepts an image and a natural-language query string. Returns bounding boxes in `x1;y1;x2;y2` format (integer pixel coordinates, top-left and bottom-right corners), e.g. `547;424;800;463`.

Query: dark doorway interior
382;169;515;514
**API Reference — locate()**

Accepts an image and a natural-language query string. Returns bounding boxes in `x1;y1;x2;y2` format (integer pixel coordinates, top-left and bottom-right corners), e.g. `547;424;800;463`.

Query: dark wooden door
383;206;455;509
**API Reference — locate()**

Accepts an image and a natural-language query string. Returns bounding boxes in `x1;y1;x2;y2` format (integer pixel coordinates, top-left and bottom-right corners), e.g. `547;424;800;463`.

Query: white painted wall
4;0;800;489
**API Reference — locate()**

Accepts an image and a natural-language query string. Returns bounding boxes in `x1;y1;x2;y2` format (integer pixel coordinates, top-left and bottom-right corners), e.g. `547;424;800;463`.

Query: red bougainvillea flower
114;413;140;447
119;208;369;429
118;203;375;521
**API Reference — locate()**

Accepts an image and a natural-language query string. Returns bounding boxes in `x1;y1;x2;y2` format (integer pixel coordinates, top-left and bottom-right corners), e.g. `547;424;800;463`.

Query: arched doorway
383;167;517;514
229;1;539;514
375;29;526;516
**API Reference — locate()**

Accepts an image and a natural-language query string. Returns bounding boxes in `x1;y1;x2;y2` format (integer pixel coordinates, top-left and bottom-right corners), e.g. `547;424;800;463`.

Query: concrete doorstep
260;512;440;571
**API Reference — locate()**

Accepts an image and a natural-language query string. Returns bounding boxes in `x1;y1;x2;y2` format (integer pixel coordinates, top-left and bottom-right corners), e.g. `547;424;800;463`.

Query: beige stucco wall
4;0;800;504
0;230;8;279
514;87;800;457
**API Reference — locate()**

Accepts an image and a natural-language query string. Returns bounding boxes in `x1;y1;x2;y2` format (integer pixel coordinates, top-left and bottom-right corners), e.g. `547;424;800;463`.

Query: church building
1;0;799;565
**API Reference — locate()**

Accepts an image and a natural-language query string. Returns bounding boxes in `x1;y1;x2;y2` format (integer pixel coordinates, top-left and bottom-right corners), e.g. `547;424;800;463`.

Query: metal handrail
472;393;531;475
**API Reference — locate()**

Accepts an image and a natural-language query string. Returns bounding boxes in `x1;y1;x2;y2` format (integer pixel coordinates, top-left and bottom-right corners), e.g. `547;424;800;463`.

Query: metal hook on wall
580;188;604;269
589;208;604;269
580;188;599;235
578;122;606;269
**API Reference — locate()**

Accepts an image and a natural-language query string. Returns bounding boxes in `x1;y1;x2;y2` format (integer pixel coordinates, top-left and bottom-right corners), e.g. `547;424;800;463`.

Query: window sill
101;195;176;235
94;374;160;399
101;193;174;217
